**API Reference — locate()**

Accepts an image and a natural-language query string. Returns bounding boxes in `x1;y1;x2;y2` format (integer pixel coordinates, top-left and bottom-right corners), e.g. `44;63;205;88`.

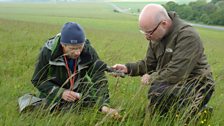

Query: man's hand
101;106;122;120
112;64;128;74
62;90;81;102
141;74;151;85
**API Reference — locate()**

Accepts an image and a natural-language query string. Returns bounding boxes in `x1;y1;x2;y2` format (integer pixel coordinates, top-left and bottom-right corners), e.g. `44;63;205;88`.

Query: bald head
139;4;170;29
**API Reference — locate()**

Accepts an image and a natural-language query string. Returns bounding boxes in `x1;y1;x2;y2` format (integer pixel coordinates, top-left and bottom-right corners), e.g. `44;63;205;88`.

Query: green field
0;2;224;126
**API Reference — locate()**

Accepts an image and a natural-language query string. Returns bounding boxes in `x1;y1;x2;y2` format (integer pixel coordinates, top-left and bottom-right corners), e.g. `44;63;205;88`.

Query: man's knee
147;82;176;114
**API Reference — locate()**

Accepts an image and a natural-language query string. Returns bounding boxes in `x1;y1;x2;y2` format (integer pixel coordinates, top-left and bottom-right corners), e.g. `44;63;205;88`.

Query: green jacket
31;34;110;107
126;12;214;86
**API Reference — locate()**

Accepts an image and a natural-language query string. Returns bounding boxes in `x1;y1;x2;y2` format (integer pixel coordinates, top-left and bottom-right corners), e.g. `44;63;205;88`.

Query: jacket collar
161;11;191;44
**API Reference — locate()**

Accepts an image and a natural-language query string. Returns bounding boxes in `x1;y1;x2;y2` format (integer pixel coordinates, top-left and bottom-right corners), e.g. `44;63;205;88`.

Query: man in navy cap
29;22;120;117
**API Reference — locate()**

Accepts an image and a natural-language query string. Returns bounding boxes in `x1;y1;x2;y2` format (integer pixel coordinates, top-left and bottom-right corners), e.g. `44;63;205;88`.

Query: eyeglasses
62;43;85;52
139;21;163;36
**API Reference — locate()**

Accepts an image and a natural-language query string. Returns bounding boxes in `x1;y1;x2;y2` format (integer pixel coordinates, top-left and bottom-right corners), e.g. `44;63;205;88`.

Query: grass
0;2;224;126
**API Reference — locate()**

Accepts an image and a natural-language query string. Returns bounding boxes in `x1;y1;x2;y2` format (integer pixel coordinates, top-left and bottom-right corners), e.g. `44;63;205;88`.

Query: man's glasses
139;21;163;36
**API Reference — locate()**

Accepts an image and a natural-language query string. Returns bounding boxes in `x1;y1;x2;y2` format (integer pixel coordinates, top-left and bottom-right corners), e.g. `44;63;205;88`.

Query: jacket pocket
157;48;173;69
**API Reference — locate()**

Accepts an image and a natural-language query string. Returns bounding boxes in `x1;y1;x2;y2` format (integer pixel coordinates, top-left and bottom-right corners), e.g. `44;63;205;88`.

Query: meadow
0;2;223;126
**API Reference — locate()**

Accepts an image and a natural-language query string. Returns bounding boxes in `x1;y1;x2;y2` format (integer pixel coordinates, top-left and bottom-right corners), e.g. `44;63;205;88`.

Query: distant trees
163;0;224;25
113;9;119;13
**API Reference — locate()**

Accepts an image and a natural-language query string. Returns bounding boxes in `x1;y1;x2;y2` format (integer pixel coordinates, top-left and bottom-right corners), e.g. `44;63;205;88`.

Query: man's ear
161;20;167;25
61;44;67;54
61;44;66;48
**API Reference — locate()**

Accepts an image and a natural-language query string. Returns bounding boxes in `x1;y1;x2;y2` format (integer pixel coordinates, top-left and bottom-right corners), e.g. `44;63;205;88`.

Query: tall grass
0;2;224;125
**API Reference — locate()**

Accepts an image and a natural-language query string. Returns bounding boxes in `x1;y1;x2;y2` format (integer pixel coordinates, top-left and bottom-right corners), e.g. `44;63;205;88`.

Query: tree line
163;0;224;26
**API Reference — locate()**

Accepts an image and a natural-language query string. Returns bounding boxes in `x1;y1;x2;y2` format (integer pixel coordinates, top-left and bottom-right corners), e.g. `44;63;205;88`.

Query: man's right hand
112;64;128;74
141;74;151;85
101;106;122;120
62;90;81;102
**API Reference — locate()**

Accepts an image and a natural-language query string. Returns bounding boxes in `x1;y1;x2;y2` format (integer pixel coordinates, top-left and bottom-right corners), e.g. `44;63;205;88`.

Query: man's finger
67;93;77;101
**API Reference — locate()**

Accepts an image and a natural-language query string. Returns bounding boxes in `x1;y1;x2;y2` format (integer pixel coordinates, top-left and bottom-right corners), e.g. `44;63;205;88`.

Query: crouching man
19;22;120;119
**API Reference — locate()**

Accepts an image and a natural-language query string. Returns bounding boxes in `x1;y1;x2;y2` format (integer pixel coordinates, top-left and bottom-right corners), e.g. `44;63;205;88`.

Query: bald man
112;4;214;115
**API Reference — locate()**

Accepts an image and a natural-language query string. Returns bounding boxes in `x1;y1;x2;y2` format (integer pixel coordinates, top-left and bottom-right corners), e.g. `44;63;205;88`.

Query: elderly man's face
139;20;165;42
62;43;84;59
140;21;162;36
